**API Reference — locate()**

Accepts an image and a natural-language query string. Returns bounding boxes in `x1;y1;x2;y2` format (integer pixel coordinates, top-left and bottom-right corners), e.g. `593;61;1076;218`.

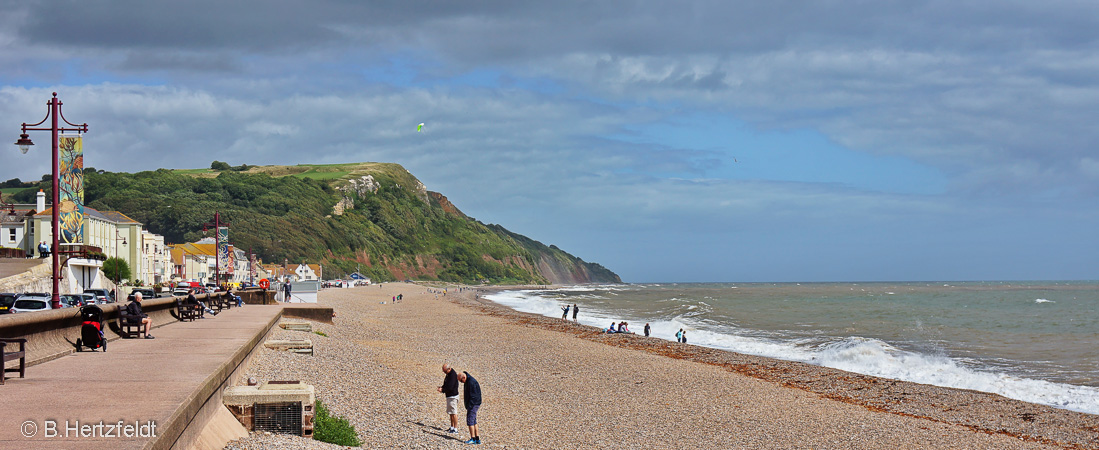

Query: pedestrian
284;280;292;301
676;329;683;343
436;364;460;434
682;330;687;344
644;323;650;337
458;371;482;445
572;304;578;321
561;304;570;320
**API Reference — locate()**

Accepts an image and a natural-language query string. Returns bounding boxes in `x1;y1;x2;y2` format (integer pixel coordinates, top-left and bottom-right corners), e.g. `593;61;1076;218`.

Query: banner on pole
217;226;230;274
58;135;84;244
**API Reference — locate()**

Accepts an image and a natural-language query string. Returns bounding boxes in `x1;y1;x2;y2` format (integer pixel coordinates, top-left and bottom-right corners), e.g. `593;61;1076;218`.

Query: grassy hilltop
14;162;620;285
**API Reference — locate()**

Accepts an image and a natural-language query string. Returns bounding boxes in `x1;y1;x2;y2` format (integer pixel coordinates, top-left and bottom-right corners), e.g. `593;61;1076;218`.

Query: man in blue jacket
458;371;482;445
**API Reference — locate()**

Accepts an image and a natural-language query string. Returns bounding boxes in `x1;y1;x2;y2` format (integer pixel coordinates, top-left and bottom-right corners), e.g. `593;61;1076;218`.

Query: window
7;228;14;243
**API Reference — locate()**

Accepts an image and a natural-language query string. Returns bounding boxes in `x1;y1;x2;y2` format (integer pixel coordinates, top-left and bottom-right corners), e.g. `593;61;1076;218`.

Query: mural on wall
58;135;84;244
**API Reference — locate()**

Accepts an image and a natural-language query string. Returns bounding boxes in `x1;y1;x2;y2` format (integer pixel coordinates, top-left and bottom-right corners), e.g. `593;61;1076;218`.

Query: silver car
11;293;52;313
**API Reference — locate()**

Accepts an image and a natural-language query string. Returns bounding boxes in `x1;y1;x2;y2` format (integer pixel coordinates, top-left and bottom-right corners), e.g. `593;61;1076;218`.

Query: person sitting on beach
607;322;617;333
619;322;630;333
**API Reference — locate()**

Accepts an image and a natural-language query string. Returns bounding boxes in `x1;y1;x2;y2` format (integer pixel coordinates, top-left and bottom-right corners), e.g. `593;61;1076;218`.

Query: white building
294;263;322;281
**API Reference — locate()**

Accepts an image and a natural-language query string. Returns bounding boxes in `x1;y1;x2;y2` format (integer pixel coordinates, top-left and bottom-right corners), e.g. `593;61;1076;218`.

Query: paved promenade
0;304;283;449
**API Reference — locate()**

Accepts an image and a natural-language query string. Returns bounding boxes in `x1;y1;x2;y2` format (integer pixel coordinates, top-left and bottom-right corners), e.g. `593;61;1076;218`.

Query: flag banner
226;247;235;275
58;135;84;244
217;227;230;272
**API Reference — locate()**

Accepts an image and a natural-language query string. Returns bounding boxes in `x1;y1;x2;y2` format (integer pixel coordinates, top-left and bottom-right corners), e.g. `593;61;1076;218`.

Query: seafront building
1;190;172;292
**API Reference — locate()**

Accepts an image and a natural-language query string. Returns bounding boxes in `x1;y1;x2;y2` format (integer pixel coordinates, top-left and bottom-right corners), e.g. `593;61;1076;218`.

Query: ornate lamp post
14;93;88;309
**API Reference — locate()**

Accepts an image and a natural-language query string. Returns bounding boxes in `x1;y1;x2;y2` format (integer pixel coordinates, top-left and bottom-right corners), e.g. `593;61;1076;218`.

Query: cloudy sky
1;1;1097;282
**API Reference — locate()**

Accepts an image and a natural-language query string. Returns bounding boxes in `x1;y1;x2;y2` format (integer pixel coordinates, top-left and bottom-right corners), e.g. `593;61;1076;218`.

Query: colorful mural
58;135;84;244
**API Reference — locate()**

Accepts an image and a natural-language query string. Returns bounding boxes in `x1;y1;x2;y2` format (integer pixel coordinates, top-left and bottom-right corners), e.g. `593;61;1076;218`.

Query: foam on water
485;289;1099;415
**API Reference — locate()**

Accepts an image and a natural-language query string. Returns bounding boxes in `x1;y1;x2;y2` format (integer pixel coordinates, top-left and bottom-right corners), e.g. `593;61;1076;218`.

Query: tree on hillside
102;257;131;284
210;160;231;171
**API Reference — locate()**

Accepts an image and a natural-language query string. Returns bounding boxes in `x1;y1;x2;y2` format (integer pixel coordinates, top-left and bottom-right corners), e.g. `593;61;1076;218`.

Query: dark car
0;293;17;314
127;288;157;300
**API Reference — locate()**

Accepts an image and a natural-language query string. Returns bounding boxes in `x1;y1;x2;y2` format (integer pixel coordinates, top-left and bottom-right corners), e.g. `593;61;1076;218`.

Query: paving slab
0;304;283;449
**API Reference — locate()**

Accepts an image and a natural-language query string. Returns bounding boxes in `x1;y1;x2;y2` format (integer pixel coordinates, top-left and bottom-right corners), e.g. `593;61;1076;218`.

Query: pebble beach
225;283;1099;449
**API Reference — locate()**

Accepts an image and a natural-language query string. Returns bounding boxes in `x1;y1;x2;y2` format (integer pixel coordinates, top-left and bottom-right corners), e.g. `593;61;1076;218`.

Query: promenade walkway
0;304;284;449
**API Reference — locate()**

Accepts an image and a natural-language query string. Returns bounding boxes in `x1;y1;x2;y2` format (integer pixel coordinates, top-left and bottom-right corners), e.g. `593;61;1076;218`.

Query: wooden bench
0;338;27;385
117;311;148;338
176;299;198;321
209;293;231;312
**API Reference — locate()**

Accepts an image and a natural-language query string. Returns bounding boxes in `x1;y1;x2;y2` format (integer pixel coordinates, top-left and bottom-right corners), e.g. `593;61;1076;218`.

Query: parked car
0;293;18;314
128;288;157;300
60;294;85;308
11;293;52;313
83;288;113;304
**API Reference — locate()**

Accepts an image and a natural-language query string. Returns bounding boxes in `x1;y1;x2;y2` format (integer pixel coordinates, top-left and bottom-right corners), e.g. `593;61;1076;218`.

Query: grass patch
170;168;214;175
314;399;362;446
314;330;327;337
291;169;351;181
0;187;32;195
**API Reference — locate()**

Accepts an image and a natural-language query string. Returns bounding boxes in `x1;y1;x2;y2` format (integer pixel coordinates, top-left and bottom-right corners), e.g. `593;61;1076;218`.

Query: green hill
14;163;621;285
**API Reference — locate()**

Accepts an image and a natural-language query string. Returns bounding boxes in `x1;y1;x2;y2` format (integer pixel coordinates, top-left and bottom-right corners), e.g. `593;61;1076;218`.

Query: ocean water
484;282;1099;415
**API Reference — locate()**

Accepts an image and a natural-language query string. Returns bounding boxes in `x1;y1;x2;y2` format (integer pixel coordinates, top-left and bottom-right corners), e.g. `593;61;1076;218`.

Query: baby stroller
76;304;107;352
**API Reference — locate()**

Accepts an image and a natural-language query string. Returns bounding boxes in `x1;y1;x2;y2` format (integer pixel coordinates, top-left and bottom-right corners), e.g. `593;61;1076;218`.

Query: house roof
35;206;139;224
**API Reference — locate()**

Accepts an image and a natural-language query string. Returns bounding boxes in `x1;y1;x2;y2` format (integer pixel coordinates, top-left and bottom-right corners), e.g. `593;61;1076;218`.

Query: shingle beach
226;283;1099;449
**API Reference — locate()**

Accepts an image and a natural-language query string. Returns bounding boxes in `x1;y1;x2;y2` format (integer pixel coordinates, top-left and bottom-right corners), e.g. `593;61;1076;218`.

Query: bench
176;299;198;321
0;338;27;385
209;293;231;312
117;311;148;338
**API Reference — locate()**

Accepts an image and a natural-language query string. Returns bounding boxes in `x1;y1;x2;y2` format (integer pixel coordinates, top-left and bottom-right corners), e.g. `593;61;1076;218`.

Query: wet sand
226;283;1099;449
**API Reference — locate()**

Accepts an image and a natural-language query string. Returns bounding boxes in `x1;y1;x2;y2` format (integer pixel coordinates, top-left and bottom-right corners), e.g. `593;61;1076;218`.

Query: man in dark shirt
125;292;154;339
436;364;460;434
458;371;482;445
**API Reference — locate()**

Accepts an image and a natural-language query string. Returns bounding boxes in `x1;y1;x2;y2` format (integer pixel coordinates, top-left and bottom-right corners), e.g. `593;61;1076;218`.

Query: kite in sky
417;123;424;132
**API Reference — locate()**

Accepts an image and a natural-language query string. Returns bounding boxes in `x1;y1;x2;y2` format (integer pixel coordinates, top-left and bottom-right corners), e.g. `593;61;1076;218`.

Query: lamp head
15;134;33;154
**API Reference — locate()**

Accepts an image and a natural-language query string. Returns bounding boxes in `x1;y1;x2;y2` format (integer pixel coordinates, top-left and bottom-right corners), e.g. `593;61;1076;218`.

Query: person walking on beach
561;304;570;320
644;323;650;337
437;364;460;434
682;330;687;343
676;329;683;343
572;304;578;321
458;371;482;445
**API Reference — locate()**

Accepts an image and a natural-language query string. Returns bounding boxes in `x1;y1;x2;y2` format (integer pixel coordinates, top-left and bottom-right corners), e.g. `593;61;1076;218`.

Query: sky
0;1;1097;282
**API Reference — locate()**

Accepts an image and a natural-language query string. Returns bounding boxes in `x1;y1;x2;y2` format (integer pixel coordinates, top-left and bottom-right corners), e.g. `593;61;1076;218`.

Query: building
168;242;217;283
24;191;169;292
293;263;322;281
0;202;35;255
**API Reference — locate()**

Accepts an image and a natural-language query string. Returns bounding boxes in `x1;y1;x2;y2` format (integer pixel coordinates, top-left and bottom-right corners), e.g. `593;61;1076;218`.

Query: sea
484;281;1099;415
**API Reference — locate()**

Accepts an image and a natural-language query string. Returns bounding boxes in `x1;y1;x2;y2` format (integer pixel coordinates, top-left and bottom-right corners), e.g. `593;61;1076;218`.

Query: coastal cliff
31;162;620;285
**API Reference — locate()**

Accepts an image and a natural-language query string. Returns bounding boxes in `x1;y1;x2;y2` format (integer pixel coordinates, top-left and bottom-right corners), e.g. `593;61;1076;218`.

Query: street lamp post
114;229;127;284
14;93;88;309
